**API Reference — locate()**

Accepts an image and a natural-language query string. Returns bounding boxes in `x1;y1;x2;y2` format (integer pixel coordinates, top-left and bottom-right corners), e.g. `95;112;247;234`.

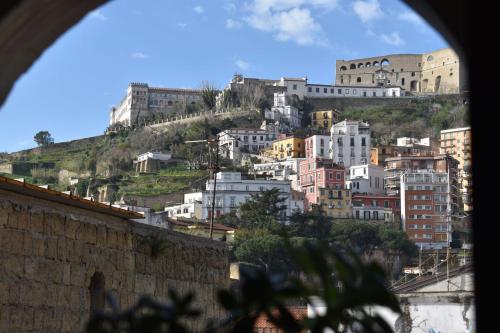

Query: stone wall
306;94;464;112
0;189;229;333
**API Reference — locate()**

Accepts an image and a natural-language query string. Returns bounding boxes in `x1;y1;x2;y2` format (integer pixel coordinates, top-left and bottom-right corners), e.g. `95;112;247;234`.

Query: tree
238;188;287;230
288;204;332;241
232;228;287;273
34;130;54;146
200;81;218;110
330;221;382;258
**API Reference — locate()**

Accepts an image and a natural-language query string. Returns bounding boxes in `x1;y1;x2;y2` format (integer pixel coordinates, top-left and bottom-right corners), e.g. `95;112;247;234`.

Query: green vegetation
116;167;207;197
219;190;416;279
340;98;469;145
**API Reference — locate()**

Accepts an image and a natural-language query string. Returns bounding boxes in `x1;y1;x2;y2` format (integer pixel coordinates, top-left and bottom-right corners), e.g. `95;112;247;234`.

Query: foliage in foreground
86;241;400;333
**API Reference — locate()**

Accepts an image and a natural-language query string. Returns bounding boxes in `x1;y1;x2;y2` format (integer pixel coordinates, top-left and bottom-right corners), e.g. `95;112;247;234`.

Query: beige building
110;83;203;127
335;48;463;94
440;127;472;212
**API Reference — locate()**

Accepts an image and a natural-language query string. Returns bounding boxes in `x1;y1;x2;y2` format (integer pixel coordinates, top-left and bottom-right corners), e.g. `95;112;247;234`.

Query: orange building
273;136;305;160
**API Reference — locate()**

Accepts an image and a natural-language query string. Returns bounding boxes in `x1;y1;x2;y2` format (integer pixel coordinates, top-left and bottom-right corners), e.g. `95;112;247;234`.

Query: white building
218;127;278;160
269;92;301;128
109;83;203;127
346;164;385;194
253;158;305;191
329;120;371;168
305;135;331;159
192;172;303;220
272;77;402;99
396;137;431;147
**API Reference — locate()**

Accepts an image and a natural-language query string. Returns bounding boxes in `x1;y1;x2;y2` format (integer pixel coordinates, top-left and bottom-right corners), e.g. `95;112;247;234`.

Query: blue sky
0;0;448;152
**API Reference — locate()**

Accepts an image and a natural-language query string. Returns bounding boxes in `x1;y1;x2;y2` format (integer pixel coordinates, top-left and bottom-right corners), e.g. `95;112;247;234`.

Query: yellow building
310;109;340;133
273;136;305;160
317;187;352;219
440;127;472;212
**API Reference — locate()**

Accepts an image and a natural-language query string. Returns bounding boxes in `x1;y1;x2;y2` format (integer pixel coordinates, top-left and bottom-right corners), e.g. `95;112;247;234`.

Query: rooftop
0;176;143;219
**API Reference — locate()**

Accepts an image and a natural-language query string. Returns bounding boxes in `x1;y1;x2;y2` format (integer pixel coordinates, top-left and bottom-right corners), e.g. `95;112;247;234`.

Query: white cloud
243;1;334;46
89;9;107;21
223;3;237;13
352;0;384;23
380;32;404;46
226;19;243;29
178;23;188;29
193;6;204;14
235;59;250;70
398;11;424;26
131;52;150;59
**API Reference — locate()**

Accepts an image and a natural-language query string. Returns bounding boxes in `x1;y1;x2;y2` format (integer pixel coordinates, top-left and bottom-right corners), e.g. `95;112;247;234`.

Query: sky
0;0;449;152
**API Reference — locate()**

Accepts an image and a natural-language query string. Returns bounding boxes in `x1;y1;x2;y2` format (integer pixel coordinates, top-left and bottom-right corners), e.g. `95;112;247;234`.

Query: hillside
1;114;263;208
1;95;469;209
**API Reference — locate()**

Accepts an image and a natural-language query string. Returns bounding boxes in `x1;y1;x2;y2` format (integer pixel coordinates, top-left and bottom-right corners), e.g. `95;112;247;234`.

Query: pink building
299;158;345;210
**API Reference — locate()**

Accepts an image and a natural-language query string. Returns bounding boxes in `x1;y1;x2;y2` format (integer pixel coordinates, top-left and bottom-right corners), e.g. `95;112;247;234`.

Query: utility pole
209;136;220;240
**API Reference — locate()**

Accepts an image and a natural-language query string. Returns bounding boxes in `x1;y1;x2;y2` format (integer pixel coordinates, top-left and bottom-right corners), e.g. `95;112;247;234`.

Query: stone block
6;229;24;255
24;257;37;280
57;237;67;261
22;232;33;255
9;305;22;330
21;306;34;331
17;211;29;230
0;282;7;305
3;254;23;278
63;262;71;285
32;236;45;257
85;223;97;245
30;212;44;233
65;219;79;240
6;212;18;229
0;306;9;332
0;208;8;227
45;237;58;259
96;225;107;247
70;263;87;286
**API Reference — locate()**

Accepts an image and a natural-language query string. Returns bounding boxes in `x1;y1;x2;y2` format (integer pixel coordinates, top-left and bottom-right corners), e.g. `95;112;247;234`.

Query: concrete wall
0;189;229;333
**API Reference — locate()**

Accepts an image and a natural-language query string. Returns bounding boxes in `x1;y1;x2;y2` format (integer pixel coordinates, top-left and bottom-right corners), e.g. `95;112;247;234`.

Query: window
350;138;354;147
324;87;327;93
293;84;297;90
316;87;320;93
308;87;312;92
338;89;342;94
361;138;366;146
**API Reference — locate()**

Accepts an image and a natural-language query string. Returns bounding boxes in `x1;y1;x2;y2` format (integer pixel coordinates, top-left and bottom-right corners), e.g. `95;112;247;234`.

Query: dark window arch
357;77;362;83
381;59;390;66
373;61;379;67
340;66;347;71
350;63;356;69
167;100;173;106
366;62;371;67
358;63;364;68
89;272;106;315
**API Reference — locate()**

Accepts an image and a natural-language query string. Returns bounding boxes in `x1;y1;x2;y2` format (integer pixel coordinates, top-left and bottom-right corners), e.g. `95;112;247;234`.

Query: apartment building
305;135;331;159
400;170;459;249
440;127;472;212
351;194;400;222
317;187;352;219
310;109;341;133
329;120;371;168
273;136;305;160
384;154;459;196
218;127;278;160
346;164;385;195
299;158;345;210
182;172;303;220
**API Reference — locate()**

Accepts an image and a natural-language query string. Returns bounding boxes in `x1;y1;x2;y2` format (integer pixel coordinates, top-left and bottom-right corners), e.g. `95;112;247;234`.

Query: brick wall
0;189;229;332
